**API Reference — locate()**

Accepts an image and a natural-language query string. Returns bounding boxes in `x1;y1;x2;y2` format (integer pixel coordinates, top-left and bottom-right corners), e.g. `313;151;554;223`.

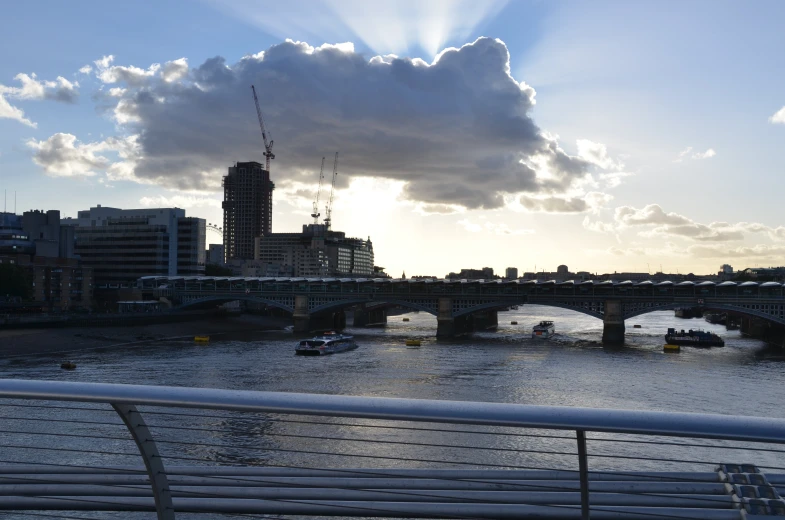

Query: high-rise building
505;267;518;279
62;206;205;289
223;161;274;260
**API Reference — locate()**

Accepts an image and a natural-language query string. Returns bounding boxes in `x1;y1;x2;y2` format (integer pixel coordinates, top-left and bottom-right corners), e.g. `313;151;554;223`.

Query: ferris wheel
207;223;223;237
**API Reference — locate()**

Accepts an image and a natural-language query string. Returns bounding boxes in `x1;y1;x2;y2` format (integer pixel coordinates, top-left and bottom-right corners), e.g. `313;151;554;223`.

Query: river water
4;306;781;415
0;307;783;517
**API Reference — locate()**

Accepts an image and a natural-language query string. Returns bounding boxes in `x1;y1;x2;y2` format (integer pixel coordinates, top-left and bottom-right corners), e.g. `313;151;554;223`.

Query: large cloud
43;38;605;209
26;133;138;178
0;72;80;127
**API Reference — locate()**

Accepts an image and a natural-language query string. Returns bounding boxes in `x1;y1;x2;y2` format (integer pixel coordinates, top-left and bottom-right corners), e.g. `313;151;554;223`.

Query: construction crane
323;152;338;230
311;157;325;224
250;85;274;171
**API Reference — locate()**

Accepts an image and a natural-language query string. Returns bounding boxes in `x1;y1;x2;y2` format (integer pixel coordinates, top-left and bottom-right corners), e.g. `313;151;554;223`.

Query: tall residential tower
222;161;274;261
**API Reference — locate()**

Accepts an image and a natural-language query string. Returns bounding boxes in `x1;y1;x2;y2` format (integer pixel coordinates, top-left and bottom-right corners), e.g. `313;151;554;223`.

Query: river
4;307;781;415
0;307;783;518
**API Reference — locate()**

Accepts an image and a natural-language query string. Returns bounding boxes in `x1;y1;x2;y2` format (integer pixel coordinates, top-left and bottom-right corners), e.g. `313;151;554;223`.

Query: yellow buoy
663;344;680;352
405;339;421;347
194;336;210;343
511;321;518;325
60;361;77;370
402;318;410;322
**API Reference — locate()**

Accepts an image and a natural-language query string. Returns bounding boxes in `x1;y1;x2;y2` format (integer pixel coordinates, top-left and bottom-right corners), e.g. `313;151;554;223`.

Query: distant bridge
138;276;785;343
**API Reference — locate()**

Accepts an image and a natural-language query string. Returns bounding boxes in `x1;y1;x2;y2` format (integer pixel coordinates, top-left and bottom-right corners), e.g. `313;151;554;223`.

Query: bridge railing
0;379;784;519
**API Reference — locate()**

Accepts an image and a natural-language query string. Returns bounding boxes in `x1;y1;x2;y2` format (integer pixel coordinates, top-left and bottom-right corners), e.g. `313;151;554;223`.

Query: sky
1;0;784;278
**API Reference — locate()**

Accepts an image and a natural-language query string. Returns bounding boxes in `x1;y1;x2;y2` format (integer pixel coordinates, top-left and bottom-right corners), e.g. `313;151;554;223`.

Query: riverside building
62;206;205;289
0;210;92;311
223;161;274;261
254;224;374;278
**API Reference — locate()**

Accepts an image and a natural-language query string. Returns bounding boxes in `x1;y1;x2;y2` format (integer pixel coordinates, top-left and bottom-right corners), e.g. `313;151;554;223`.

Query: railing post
576;429;590;520
112;403;175;520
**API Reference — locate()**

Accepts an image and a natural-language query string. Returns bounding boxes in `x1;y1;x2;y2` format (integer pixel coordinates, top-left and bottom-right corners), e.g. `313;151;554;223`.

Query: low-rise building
446;267;497;280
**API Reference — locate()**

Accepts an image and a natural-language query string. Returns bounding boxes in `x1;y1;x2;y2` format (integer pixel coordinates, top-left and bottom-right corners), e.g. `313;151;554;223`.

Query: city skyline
2;1;785;278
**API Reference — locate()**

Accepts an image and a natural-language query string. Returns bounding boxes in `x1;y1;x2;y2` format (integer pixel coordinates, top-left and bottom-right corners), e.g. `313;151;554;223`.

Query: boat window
299;340;325;347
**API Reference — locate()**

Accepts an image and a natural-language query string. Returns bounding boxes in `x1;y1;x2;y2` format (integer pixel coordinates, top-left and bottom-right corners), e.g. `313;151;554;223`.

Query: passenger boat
295;332;358;356
664;328;725;347
532;321;555;338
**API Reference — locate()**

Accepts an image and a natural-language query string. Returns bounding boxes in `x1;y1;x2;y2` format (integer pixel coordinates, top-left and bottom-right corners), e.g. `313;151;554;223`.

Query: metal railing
0;378;784;519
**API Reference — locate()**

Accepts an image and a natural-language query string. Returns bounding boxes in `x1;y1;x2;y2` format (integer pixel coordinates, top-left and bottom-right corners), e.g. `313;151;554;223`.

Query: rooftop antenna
311;157;325;224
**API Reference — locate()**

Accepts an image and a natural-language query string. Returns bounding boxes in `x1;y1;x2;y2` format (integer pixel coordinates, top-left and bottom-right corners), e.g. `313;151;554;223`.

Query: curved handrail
0;379;784;444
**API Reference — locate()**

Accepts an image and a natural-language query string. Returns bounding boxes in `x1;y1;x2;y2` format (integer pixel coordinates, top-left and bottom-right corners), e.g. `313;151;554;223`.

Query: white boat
295;332;358;356
532;320;555;338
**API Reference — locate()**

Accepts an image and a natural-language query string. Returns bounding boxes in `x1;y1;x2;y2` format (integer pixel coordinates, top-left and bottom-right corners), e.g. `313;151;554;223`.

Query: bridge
0;379;784;519
138;276;785;343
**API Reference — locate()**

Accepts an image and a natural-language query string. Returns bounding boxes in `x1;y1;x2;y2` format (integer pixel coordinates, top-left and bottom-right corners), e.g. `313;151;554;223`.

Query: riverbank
0;314;289;359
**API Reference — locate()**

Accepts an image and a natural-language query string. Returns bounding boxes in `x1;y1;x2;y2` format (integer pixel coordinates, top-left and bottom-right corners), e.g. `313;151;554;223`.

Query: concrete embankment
0;314;289;359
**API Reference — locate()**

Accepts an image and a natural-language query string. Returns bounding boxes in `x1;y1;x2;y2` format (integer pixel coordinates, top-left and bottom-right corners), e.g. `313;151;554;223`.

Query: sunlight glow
207;0;508;57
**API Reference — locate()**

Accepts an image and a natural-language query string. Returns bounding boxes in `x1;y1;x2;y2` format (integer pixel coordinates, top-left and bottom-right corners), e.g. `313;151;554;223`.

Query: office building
62;206;205;289
0;211;92;311
505;267;518;280
177;217;206;276
207;244;225;266
21;210;75;259
223;161;274;260
0;213;34;256
254;224;374;277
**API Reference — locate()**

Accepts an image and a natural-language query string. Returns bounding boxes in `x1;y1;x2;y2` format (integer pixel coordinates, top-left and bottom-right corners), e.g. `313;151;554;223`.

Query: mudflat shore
0;314;289;359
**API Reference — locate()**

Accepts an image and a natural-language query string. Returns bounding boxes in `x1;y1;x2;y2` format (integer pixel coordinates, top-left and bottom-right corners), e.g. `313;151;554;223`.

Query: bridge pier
437;298;482;337
602;300;625;345
437;315;474;337
471;310;498;331
293;295;311;333
293;295;347;333
353;304;387;327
